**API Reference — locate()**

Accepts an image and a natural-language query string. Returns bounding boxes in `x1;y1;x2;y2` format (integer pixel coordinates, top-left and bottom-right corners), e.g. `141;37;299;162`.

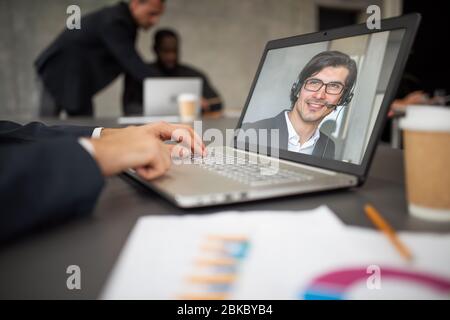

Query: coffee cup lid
177;93;198;103
400;105;450;132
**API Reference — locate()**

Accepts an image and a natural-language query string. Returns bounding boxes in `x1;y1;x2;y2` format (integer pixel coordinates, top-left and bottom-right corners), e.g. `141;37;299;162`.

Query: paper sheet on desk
101;206;450;300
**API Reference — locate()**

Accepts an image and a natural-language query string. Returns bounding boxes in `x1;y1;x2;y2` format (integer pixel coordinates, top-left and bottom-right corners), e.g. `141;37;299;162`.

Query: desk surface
1;116;450;299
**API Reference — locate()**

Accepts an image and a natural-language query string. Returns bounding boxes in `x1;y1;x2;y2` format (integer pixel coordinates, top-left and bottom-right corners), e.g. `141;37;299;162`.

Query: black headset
290;75;355;110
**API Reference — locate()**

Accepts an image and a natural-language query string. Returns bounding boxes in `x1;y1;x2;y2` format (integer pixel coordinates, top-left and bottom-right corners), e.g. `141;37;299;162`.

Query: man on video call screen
242;51;357;160
239;29;405;165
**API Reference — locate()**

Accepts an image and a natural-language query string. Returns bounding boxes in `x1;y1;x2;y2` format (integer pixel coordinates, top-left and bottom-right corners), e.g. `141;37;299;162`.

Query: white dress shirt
78;127;103;157
284;111;320;155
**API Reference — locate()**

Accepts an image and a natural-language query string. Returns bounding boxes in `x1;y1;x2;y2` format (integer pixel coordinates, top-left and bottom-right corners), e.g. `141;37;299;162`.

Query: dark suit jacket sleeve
122;73;144;115
0;121;95;141
0;138;104;242
201;74;223;112
100;19;151;81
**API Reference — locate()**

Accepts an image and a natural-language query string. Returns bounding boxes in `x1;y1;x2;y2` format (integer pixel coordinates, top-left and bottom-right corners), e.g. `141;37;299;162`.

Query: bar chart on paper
101;207;450;300
177;234;251;300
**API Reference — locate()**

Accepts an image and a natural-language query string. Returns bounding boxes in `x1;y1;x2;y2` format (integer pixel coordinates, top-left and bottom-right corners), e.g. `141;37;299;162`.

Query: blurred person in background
35;0;166;117
122;28;223;115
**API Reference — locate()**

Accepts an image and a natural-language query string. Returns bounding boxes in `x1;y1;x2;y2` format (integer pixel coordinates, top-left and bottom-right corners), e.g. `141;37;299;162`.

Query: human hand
201;97;222;112
390;90;430;112
201;98;210;111
401;90;430;105
90;122;206;179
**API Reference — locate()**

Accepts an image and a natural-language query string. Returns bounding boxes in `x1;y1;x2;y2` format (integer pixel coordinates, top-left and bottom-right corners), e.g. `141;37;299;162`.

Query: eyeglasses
304;78;345;95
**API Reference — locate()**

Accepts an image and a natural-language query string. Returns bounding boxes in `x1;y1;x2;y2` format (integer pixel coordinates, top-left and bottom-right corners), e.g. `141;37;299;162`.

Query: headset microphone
325;102;337;109
320;90;355;159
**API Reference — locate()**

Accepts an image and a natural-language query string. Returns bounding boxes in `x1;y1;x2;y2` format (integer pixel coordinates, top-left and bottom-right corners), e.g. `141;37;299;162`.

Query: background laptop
143;78;202;116
127;14;420;208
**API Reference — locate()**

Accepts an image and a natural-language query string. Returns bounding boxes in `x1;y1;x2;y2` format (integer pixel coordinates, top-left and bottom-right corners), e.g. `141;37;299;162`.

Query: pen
364;204;413;262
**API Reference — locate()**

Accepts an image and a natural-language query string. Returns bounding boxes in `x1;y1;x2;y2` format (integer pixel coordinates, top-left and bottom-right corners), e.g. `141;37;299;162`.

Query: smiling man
242;51;357;159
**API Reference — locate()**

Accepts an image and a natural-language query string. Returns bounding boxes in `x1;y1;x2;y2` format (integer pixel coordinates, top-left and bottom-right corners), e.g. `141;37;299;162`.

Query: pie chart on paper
301;267;450;300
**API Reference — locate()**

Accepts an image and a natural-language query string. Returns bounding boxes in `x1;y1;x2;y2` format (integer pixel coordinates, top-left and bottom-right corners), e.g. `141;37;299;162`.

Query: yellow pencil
364;204;413;262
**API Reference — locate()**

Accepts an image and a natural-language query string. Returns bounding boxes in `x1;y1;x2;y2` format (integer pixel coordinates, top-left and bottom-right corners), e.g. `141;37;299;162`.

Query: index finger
148;122;206;156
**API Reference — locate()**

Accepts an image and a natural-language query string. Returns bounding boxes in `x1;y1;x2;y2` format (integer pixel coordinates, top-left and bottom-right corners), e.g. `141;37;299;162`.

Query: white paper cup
177;93;199;123
400;106;450;221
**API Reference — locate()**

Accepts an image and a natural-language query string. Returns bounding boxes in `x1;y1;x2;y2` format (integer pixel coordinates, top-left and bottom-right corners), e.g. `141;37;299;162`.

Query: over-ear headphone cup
343;92;354;106
290;81;301;104
290;83;296;103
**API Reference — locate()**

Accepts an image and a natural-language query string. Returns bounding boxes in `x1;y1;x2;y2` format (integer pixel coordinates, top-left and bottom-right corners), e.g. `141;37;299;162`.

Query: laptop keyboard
192;154;313;187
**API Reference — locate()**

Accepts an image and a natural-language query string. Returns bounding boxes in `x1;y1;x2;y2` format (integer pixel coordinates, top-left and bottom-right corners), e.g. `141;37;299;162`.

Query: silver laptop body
143;78;202;116
128;145;357;207
127;14;420;208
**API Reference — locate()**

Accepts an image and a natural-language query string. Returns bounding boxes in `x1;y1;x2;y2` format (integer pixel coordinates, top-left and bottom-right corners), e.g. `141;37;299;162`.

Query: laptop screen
238;28;406;165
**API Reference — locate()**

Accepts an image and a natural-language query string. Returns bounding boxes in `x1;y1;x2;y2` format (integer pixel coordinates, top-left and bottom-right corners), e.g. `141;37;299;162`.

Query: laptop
127;14;421;208
143;78;202;116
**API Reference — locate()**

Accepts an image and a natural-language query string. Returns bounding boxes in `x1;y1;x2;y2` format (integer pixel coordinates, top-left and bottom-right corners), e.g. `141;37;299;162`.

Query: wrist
100;128;121;138
89;139;114;177
78;138;96;157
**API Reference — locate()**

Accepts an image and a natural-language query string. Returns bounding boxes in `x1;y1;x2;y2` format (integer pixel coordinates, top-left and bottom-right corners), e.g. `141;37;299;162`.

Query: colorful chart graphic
178;235;250;300
301;267;450;300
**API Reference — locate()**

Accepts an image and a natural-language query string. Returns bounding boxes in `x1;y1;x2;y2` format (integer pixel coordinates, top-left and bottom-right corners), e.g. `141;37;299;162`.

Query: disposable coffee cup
400;106;450;221
177;93;199;123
